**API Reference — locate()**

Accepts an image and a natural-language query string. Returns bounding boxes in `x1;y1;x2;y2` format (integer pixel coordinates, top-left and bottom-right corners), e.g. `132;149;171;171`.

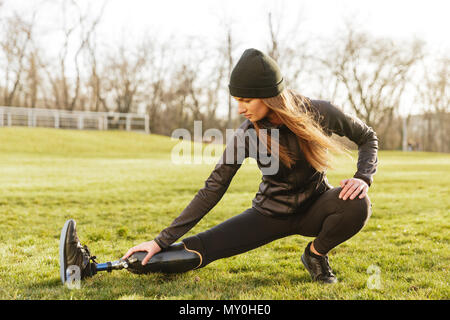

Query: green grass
0;127;448;300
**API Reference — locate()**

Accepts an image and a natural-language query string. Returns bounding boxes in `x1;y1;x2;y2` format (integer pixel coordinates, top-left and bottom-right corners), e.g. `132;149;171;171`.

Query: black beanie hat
228;48;285;98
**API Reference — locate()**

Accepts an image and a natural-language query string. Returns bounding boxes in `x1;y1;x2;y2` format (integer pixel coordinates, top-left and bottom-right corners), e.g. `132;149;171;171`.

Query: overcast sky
99;0;450;52
3;0;449;115
5;0;449;51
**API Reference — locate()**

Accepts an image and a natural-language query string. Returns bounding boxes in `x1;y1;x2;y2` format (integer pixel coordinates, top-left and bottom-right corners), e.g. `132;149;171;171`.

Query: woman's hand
339;178;369;200
122;240;162;265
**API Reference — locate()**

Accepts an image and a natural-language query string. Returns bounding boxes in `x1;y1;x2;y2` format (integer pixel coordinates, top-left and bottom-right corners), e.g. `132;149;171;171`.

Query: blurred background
0;1;449;300
0;0;449;152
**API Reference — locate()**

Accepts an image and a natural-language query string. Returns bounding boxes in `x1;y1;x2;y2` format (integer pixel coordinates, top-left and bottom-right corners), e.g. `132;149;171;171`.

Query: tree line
0;0;448;152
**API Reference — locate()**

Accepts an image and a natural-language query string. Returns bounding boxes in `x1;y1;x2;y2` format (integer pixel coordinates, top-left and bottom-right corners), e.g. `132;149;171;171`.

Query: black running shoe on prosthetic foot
59;219;97;284
301;241;338;284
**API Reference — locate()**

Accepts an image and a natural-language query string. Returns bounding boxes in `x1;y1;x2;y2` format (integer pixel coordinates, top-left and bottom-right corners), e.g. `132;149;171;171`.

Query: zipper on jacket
293;192;299;213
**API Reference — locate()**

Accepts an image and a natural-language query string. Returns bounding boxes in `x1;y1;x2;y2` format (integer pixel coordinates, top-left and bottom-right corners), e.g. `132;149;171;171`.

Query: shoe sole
59;219;75;284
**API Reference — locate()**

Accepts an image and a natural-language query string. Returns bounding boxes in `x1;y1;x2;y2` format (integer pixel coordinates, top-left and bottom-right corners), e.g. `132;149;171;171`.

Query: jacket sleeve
153;125;249;249
312;100;379;187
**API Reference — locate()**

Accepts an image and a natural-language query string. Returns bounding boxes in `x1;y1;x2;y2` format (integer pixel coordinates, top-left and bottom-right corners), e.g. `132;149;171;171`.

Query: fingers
341;181;358;200
122;241;158;265
122;246;138;260
358;185;368;199
142;252;153;266
347;184;365;200
339;179;353;199
340;179;349;188
339;178;368;200
122;243;146;260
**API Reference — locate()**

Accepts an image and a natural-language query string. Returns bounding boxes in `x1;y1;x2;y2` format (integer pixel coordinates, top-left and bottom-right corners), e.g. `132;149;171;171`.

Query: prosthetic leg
59;219;201;284
97;242;202;275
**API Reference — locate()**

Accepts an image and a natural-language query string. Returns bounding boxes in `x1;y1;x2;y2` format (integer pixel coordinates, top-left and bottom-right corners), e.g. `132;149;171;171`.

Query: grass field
0;127;448;300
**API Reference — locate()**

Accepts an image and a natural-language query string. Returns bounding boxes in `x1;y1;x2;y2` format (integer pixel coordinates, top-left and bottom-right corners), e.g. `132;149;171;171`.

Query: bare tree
22;44;43;108
213;22;238;129
142;40;173;134
160;65;191;135
416;56;450;152
84;29;107;112
155;38;227;136
40;0;106;110
0;12;35;106
83;1;108;112
317;23;425;149
211;7;241;129
183;40;226;132
103;41;149;114
203;50;227;130
71;0;106;111
172;43;208;128
265;4;310;89
223;24;236;128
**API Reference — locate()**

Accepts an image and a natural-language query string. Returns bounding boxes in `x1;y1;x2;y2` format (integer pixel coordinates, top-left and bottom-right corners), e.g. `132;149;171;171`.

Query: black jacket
154;99;378;249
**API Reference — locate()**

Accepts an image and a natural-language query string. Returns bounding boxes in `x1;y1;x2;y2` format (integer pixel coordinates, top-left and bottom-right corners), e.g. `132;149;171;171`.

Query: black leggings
182;187;372;268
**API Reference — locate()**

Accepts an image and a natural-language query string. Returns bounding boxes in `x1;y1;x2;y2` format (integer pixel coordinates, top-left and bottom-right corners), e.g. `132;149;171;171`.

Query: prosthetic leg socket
96;242;202;275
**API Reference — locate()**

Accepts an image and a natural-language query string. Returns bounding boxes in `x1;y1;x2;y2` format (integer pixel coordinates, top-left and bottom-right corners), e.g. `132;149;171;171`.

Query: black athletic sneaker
59;219;97;284
301;242;338;284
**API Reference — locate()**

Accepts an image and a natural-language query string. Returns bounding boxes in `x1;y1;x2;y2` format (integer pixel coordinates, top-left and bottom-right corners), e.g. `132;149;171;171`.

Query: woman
64;48;378;284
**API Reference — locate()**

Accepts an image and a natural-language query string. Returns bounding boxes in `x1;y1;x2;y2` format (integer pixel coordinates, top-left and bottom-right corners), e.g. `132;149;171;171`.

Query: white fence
0;106;150;134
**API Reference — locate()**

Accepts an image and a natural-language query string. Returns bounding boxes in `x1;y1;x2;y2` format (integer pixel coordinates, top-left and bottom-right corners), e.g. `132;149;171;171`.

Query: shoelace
82;244;97;264
319;256;333;277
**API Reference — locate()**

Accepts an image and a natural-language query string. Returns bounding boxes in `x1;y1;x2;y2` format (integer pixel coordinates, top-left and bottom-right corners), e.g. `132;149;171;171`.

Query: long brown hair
253;88;349;172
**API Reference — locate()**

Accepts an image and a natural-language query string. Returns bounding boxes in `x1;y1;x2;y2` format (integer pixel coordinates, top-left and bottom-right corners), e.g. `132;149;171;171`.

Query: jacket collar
256;117;285;129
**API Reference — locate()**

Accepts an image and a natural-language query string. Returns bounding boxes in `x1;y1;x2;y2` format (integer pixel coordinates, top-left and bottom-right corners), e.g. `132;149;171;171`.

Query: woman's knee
341;194;372;227
324;187;372;221
359;194;372;219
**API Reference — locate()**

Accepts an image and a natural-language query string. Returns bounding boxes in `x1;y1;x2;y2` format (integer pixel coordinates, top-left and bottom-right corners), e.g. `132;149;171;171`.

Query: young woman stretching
61;48;378;284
